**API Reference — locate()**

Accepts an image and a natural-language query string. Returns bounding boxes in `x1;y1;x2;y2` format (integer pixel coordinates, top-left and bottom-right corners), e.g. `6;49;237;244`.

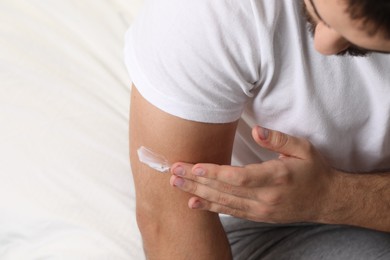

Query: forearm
322;170;390;232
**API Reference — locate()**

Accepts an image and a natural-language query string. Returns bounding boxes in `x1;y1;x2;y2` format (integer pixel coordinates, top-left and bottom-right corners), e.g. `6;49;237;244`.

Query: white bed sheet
0;0;144;259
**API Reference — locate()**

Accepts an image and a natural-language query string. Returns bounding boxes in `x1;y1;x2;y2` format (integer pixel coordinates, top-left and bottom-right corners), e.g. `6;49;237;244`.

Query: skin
304;0;390;55
130;87;234;259
169;0;390;232
170;126;390;232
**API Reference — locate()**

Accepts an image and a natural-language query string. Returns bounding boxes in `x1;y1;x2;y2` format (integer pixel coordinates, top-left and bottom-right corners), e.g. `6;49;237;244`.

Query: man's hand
169;126;340;224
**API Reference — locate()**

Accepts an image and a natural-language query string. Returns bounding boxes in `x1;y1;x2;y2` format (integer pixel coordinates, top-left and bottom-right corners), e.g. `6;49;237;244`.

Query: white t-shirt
124;0;390;173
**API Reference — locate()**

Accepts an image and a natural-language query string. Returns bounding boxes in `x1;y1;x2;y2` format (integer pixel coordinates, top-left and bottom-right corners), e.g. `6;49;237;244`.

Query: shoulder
132;0;259;49
124;0;303;123
125;1;261;123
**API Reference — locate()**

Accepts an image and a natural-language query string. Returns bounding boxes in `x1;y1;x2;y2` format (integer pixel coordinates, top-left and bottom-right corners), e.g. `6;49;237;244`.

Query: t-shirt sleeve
124;0;261;123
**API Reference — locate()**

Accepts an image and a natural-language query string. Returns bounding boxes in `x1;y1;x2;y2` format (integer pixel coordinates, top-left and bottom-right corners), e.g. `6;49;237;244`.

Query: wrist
318;169;356;225
318;170;390;231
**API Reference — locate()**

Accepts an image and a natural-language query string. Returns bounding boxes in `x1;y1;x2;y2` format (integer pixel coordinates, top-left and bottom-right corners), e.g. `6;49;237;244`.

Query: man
125;0;390;259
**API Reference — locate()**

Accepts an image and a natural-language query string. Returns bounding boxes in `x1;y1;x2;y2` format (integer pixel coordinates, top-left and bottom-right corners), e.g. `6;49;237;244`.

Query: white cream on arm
137;146;171;173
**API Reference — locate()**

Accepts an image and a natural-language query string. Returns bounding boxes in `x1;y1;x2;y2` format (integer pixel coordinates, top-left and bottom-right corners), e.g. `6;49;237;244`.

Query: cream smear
137;146;171;173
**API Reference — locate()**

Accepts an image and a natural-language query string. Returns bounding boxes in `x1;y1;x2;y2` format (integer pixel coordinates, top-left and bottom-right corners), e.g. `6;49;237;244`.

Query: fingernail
173;177;185;187
191;200;202;209
257;126;269;141
193;167;205;176
173;166;185;176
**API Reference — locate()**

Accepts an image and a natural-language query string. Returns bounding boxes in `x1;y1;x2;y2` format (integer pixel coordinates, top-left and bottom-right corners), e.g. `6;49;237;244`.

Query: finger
171;163;222;188
252;125;312;159
171;162;247;184
170;175;253;205
190;163;263;187
171;165;267;200
172;162;273;189
192;163;275;188
170;162;197;179
188;197;260;222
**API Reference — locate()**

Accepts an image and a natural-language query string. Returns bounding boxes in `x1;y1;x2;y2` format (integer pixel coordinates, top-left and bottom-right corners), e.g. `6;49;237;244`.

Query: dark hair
346;0;390;38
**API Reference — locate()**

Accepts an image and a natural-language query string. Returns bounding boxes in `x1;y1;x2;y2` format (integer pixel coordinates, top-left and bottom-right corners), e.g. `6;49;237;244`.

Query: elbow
135;205;164;239
135;197;179;246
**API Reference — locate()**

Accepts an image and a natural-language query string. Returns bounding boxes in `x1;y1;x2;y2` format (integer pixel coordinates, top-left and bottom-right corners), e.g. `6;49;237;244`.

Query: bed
0;0;144;258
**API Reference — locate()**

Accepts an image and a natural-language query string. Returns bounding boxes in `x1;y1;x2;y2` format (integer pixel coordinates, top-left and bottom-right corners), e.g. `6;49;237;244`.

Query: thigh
221;217;390;260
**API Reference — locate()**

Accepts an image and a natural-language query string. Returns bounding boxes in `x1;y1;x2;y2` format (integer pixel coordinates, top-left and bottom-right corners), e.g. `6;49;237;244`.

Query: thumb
252;125;312;159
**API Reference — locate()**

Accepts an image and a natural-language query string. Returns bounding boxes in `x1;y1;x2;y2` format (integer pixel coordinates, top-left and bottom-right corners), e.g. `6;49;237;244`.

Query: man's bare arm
130;86;236;259
169;126;390;232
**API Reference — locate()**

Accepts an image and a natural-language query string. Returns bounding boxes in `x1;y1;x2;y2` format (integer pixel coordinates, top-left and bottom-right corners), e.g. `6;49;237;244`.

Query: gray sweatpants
221;217;390;260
